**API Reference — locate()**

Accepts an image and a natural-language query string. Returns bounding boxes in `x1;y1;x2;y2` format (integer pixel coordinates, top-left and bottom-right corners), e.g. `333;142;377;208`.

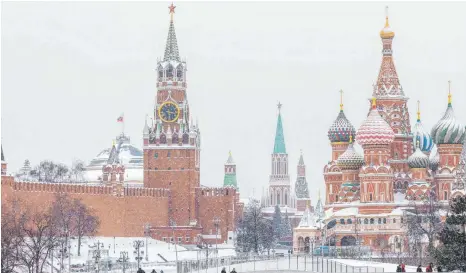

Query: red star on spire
169;3;176;15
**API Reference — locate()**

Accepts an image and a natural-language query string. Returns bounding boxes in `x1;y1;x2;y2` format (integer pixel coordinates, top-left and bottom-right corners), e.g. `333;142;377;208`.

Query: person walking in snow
436;266;442;272
151;270;157;273
230;268;237;273
417;265;423;272
426;263;433;272
401;263;406;272
396;265;402;272
137;268;144;273
160;270;164;273
221;268;226;273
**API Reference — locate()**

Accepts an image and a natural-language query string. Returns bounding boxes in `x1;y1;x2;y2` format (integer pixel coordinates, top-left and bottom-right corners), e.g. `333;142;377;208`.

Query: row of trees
1;193;100;273
15;159;86;183
403;194;466;271
235;200;292;255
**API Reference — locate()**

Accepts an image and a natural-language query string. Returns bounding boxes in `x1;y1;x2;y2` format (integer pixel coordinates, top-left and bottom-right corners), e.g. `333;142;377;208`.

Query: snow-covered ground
56;236;235;272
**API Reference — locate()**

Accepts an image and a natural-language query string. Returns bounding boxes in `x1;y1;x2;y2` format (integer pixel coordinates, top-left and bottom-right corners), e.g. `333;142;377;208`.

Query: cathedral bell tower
371;7;413;178
143;3;201;226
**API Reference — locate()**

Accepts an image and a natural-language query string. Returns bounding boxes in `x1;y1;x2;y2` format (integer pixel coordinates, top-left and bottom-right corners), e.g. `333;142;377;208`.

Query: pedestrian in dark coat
437;266;442;272
230;268;237;273
417;265;423;272
151;269;157;273
396;265;402;272
426;263;433;272
221;268;226;273
137;268;144;273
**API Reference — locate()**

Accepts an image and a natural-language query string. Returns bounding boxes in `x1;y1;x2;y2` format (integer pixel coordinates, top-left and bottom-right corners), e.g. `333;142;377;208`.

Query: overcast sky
2;2;466;205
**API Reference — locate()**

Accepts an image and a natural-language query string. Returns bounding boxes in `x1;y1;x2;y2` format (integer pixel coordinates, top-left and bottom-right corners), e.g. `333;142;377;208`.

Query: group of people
396;262;442;272
137;268;164;273
221;268;236;273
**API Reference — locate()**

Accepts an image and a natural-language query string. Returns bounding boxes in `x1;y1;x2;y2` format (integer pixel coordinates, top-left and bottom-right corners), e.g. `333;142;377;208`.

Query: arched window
364;219;368;225
393;218;396;223
335;195;339;202
370;218;374;224
378;218;382;224
167;65;174;78
347;219;352;225
182;133;189;144
277;192;280;205
340;219;345;225
383;218;387;224
172;134;179;144
285;193;288;205
160;134;167;144
177;66;183;80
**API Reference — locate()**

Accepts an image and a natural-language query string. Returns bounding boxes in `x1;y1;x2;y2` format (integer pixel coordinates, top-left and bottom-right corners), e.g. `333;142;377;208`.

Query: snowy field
55;236;235;272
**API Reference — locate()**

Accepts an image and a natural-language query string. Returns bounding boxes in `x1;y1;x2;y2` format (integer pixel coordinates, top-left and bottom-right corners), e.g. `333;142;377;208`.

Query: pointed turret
143;116;150;137
374;6;404;98
273;102;286;154
163;3;180;62
298;201;316;228
295;151;310;211
223;151;238;189
314;191;324;221
1;145;7;176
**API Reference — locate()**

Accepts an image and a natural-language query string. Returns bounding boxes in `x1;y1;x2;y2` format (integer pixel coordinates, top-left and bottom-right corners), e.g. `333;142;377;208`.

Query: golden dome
380;15;395;39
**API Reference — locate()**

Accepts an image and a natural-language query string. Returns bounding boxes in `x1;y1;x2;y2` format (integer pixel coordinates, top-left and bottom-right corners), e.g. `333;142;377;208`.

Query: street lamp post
117;251;129;273
92;241;104;273
133;240;145;270
213;217;221;273
144;224;152;261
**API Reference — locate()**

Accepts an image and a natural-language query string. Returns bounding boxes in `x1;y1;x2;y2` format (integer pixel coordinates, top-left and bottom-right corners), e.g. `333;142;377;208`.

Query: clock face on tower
159;101;180;123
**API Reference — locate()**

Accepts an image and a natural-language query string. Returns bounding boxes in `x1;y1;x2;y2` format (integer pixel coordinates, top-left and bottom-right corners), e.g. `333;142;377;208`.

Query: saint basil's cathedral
293;11;466;253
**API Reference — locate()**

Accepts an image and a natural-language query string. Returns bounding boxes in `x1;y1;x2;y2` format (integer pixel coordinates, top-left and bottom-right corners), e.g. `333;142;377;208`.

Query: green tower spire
273;102;286;154
223;151;238;189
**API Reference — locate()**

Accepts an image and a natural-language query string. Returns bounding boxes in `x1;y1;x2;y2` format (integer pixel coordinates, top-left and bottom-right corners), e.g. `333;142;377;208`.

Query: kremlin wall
1;5;465;254
1;5;243;245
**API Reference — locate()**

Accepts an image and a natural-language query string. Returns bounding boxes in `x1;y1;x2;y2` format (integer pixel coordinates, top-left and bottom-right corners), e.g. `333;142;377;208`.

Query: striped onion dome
431;94;466;145
413;102;433;152
328;110;356;143
337;137;365;170
408;142;429;169
429;144;440;171
356;98;395;146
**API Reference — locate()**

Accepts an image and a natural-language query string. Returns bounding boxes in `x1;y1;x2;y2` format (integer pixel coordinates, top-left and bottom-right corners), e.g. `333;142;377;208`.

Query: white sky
2;2;466;205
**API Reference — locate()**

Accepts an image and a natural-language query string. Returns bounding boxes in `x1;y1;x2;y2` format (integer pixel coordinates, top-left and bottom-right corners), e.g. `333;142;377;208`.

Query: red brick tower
143;3;200;226
372;8;413;188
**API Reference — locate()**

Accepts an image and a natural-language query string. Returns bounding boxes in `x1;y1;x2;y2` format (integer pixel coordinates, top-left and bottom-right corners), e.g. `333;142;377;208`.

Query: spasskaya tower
143;3;201;227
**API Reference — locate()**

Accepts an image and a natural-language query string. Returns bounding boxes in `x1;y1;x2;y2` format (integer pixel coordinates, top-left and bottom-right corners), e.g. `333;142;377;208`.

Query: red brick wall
144;148;200;226
196;187;238;244
1;179;170;237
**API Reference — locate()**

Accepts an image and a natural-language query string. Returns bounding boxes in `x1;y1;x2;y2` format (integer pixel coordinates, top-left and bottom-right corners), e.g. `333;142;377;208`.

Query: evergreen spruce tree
434;195;466;271
282;211;292;237
272;205;282;240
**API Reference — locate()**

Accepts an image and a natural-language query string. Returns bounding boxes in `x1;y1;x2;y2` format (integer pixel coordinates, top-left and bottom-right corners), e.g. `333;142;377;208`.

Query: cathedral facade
294;11;466;253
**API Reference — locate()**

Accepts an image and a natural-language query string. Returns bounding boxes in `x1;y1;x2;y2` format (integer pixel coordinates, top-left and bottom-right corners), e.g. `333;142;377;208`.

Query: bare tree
73;199;99;256
18;206;60;273
70;160;86;182
404;193;443;263
1;199;27;273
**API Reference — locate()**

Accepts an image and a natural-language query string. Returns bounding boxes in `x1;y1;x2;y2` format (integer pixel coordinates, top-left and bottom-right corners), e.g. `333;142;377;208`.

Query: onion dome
380;7;395;39
328;90;356;143
356;98;395;146
429;144;440;171
413;101;433;152
431;85;466;145
337;136;365;170
408;141;429;169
